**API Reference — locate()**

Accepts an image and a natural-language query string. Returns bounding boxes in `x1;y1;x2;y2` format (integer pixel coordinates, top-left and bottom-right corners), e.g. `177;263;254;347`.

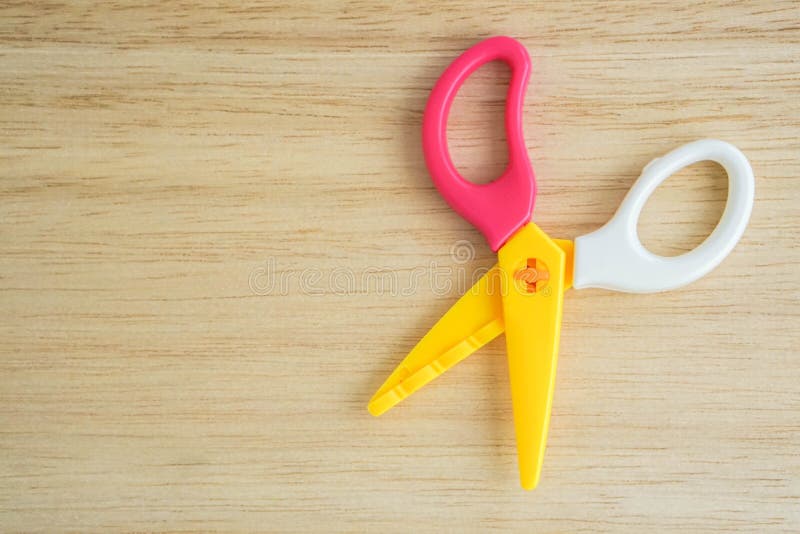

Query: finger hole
446;60;510;185
637;160;728;257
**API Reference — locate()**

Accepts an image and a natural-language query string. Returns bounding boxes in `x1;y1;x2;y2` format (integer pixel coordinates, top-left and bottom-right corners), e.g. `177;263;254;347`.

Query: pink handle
422;36;536;251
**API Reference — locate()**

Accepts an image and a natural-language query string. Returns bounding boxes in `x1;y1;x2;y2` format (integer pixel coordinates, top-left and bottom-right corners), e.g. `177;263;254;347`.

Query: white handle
573;139;754;293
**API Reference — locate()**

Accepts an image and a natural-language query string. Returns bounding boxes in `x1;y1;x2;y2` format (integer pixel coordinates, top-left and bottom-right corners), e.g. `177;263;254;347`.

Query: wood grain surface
1;1;799;531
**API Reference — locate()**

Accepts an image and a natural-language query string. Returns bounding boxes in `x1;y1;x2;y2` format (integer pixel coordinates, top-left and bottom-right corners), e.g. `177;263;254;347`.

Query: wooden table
2;2;798;531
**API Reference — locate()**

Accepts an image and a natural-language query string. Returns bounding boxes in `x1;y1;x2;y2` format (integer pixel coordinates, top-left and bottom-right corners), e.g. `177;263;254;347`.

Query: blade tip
520;475;540;491
367;401;384;417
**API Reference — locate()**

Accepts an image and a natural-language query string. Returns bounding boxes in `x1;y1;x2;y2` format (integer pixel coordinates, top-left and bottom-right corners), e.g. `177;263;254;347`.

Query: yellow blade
498;223;567;490
368;240;574;419
368;265;504;416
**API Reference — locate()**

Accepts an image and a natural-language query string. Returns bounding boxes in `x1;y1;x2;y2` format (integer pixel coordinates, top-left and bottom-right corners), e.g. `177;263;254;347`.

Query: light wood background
1;1;799;531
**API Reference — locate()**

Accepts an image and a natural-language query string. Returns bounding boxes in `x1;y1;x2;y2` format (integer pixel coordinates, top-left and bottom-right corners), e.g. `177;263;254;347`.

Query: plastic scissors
368;36;755;490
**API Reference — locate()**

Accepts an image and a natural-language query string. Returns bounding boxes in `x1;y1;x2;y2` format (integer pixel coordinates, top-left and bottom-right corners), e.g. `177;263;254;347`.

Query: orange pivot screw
514;258;549;293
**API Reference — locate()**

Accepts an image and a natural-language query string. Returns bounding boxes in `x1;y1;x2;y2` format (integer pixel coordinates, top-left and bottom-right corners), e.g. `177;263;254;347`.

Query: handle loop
573;139;755;293
422;36;535;251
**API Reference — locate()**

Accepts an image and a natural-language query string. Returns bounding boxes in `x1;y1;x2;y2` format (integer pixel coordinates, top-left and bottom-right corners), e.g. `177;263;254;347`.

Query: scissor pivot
514;258;550;294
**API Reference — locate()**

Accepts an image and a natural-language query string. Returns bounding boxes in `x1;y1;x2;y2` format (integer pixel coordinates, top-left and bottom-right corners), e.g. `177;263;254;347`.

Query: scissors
368;36;755;490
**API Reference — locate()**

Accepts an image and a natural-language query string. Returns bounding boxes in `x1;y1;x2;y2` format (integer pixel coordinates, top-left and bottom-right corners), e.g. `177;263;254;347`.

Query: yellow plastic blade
498;223;567;490
368;240;574;419
368;266;504;416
